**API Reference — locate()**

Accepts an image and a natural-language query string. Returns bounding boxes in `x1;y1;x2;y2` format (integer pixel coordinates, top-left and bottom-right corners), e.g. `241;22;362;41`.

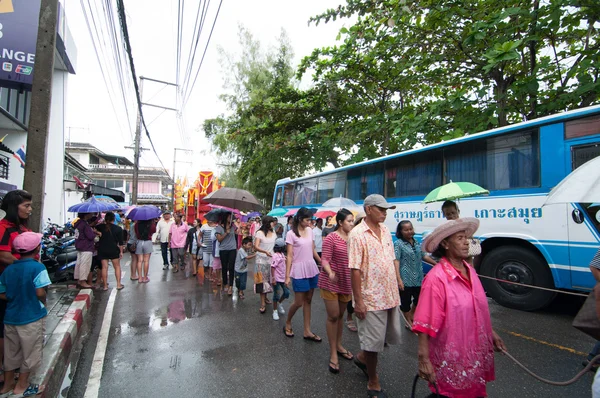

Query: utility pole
172;148;192;212
129;76;177;205
23;0;59;232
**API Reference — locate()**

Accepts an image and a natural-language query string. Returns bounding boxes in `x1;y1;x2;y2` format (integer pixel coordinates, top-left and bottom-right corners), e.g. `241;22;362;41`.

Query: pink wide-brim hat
422;217;480;253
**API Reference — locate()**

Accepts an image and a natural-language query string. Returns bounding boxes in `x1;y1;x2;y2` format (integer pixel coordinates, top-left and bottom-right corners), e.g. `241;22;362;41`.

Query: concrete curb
36;289;93;398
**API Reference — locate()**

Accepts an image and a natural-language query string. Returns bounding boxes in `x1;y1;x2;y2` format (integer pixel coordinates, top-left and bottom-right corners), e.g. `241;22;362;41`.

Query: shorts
399;286;421;313
272;282;290;302
74;251;93;280
0;300;5;338
135;240;153;255
202;252;214;268
320;289;352;303
98;250;120;261
4;318;45;372
213;257;222;270
355;307;402;353
291;275;319;293
235;271;248;291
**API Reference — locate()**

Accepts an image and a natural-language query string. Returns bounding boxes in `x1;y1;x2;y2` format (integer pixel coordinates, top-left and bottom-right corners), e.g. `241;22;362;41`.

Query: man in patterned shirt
348;194;402;398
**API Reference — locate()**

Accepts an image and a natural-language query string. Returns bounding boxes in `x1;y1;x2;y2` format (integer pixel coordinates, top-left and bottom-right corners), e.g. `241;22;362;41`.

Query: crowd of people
0;189;512;398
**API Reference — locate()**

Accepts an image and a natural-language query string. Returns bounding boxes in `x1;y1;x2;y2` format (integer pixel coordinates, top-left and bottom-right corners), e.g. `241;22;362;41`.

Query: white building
0;2;77;224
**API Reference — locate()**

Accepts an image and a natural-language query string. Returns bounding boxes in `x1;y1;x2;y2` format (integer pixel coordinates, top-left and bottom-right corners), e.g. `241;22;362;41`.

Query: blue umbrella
126;205;162;221
247;211;261;218
68;196;120;213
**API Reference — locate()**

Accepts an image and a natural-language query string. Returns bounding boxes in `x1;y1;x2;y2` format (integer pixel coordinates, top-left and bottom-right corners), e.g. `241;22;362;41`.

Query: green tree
203;26;344;203
301;0;600;157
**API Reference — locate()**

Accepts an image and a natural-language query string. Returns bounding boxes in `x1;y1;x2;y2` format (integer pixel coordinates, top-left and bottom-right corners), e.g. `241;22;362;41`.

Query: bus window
347;165;384;201
317;172;346;204
385;151;442;198
294;178;317;206
283;183;294;206
572;143;600;169
445;130;539;190
274;186;283;207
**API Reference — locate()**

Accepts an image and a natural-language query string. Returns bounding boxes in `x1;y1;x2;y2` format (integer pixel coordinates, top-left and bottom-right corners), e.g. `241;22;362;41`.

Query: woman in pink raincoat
413;218;507;398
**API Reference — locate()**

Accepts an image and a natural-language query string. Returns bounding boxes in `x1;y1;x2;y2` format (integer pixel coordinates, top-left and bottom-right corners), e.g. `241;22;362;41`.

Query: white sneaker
278;305;285;314
272;310;279;321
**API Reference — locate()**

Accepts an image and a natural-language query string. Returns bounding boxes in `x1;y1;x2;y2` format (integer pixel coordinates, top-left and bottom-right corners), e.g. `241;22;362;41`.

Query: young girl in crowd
283;207;321;340
394;220;436;328
270;238;289;320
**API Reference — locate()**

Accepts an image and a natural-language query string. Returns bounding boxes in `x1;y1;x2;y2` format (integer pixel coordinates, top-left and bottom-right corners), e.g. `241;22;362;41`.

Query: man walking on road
156;212;174;270
169;214;189;273
348;194;401;398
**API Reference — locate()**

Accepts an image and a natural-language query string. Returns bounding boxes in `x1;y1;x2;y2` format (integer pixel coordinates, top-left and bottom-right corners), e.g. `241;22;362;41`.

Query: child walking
0;232;51;397
234;237;256;299
270;238;290;321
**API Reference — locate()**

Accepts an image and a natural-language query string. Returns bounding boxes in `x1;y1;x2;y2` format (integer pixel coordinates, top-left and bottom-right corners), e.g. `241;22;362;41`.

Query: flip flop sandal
354;358;369;377
0;390;13;398
130;277;139;281
102;287;109;291
329;361;340;374
345;320;358;332
23;384;39;397
117;285;125;290
265;299;272;304
283;326;294;338
367;389;387;397
259;307;266;313
337;350;354;360
173;268;179;273
303;334;322;343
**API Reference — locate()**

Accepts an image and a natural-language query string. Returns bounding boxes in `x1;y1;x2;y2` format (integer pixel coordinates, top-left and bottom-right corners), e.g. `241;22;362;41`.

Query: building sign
0;0;41;87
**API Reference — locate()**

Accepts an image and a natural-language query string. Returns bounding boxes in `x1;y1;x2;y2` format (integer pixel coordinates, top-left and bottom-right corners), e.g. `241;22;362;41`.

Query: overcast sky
63;0;347;182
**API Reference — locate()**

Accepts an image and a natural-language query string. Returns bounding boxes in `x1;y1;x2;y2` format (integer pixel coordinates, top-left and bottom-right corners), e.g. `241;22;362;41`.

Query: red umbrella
314;210;336;219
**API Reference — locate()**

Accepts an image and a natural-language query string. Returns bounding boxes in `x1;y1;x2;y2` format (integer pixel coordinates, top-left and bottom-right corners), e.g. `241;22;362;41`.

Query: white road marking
83;288;117;398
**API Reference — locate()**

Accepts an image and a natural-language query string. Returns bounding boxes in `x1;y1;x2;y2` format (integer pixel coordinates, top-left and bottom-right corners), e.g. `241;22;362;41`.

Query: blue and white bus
271;105;600;311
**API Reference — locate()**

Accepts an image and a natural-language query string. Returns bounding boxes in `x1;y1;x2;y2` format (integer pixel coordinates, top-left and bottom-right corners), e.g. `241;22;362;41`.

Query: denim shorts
272;282;290;302
235;271;248;291
291;274;319;293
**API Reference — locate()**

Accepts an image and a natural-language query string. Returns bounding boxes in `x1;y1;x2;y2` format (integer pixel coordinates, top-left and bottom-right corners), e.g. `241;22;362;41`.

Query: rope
478;274;589;298
502;350;600;386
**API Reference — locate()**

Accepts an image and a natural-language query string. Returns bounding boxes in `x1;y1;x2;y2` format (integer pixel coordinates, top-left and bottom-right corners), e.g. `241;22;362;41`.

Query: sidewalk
31;284;93;398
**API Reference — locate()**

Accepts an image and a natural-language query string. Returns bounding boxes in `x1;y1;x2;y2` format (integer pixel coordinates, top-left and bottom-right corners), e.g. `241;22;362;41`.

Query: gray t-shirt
234;248;248;273
214;225;237;251
200;224;214;253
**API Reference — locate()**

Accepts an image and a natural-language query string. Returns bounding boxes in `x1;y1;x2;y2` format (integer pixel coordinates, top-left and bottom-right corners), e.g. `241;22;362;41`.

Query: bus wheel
480;246;556;311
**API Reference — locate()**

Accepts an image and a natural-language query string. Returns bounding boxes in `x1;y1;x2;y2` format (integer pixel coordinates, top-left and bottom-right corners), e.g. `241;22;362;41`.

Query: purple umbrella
126;205;162;221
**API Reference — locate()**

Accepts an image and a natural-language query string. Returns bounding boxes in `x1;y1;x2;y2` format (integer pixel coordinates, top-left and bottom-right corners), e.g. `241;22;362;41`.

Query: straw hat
422;217;480;253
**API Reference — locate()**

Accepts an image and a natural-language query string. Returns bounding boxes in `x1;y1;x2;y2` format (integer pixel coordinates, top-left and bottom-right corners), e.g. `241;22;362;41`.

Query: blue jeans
235;272;248;291
272;282;290;302
589;341;600;360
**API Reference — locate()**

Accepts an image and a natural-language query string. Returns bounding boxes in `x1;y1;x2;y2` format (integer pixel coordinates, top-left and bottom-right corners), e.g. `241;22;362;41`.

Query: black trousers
160;242;172;265
400;286;421;313
220;249;237;286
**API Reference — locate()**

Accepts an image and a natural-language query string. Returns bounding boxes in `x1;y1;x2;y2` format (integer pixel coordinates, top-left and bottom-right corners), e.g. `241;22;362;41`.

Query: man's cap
12;232;43;253
363;194;396;209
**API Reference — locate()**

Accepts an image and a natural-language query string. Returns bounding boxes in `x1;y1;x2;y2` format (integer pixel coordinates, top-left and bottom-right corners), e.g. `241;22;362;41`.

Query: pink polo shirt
169;223;189;248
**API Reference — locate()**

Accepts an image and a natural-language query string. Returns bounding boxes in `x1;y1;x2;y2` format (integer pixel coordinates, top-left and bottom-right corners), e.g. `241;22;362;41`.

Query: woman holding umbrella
215;212;239;295
132;206;160;283
74;213;101;288
254;216;277;314
96;212;125;291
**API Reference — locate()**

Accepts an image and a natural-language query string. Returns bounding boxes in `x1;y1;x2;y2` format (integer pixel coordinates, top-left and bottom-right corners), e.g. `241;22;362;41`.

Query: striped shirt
590;248;600;270
318;232;352;295
200;225;214;253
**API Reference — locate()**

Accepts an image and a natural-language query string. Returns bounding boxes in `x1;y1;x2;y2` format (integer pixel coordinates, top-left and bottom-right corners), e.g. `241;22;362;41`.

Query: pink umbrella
314;210;336;219
284;208;299;217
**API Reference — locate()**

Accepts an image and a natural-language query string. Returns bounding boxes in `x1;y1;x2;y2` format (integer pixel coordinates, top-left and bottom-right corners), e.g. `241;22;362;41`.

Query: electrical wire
182;0;223;108
116;0;171;178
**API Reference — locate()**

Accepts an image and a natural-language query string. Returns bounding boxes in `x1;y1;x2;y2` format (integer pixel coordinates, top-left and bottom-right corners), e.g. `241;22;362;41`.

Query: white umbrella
322;196;358;208
544;156;600;205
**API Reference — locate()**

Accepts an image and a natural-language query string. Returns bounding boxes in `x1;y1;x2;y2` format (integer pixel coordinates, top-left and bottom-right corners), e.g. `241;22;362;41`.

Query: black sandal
337;349;354;360
303;334;322;342
367;389;387;397
329;361;339;374
354;357;368;377
283;326;294;338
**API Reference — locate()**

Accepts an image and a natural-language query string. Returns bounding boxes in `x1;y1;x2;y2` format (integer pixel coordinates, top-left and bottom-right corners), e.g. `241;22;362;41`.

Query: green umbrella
267;208;288;217
423;181;489;203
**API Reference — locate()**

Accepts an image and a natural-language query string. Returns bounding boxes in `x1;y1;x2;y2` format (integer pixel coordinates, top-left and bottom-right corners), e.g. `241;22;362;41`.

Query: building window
0;154;8;179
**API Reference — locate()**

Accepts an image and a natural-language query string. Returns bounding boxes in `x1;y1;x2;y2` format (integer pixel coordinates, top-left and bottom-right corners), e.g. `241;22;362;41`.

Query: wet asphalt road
64;250;595;398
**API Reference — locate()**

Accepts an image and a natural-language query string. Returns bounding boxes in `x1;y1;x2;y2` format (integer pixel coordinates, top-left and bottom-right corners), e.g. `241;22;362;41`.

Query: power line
115;0;171;177
182;0;223;108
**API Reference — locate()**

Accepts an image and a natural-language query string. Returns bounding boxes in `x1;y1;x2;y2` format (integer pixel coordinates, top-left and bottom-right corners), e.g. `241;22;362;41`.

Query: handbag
254;271;264;293
573;284;600;340
468;238;481;257
263;280;273;294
